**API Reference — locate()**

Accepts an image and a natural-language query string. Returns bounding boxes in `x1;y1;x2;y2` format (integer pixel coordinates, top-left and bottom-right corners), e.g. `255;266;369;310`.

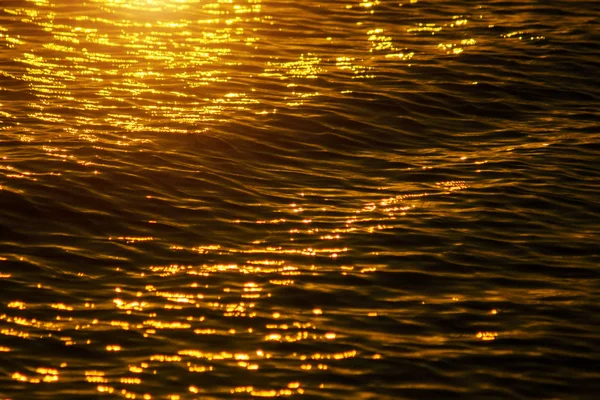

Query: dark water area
0;0;599;399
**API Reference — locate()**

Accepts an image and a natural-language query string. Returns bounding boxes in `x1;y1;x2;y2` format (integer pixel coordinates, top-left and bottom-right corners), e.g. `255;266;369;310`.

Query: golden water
1;0;599;399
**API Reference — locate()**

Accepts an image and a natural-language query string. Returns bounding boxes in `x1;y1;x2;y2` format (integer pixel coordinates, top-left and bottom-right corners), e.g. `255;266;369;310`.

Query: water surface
1;0;599;399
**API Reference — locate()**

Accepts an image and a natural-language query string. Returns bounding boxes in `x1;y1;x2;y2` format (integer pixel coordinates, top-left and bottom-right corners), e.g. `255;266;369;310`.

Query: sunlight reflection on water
1;0;599;399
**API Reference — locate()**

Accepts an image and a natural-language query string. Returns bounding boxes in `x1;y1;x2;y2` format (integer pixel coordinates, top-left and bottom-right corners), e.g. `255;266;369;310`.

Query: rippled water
1;0;599;398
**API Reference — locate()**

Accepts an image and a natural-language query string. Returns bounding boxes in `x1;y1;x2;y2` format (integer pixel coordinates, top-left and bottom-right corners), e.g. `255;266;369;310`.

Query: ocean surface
1;0;599;399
